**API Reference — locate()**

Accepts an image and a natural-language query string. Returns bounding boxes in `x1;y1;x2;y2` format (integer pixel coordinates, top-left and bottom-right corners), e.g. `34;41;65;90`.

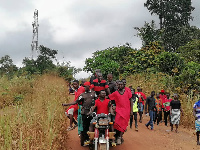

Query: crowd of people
62;69;200;146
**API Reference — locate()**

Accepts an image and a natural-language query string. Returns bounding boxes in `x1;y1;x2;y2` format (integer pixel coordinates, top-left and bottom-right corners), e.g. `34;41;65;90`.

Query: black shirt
170;100;181;109
145;96;156;112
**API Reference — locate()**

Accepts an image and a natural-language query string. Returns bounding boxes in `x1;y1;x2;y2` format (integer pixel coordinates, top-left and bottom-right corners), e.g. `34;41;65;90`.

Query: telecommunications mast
31;9;39;59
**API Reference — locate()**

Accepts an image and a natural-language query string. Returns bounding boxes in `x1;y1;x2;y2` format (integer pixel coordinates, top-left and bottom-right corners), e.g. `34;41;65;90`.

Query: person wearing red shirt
109;81;133;145
91;72;111;96
159;89;167;123
64;80;85;131
163;93;172;126
88;90;116;146
135;86;146;123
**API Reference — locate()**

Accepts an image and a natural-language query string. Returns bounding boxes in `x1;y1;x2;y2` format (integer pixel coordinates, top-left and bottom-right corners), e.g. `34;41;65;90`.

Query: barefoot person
193;99;200;145
170;94;183;133
64;80;85;131
109;80;133;145
62;82;96;145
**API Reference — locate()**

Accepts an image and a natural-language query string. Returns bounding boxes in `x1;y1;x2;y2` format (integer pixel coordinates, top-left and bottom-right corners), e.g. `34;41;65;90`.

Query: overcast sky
0;0;200;79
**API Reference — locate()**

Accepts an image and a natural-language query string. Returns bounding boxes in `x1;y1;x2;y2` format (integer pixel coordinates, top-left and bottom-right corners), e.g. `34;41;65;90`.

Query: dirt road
65;96;199;150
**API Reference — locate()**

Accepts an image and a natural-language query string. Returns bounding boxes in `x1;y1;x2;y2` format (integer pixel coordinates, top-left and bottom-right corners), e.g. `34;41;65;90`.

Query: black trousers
154;111;161;124
164;111;171;126
82;114;92;141
130;112;138;128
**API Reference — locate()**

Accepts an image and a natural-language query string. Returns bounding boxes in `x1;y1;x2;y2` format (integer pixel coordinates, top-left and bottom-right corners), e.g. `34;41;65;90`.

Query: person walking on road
170;94;183;133
193;99;200;145
145;91;156;130
109;80;133;145
130;88;139;131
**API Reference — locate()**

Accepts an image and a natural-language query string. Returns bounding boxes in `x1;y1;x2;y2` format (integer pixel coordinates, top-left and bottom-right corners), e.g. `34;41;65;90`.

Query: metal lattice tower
31;9;39;59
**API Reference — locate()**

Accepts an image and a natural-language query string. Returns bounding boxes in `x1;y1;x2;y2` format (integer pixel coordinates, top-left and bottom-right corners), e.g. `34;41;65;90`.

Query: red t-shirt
159;94;167;108
135;92;146;105
95;98;110;114
163;98;172;111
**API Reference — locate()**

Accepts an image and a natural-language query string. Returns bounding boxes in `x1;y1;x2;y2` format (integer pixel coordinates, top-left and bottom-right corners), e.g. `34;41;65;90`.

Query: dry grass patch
0;75;69;150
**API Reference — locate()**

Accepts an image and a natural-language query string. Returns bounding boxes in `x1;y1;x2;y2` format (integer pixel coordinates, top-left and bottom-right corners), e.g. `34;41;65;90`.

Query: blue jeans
146;110;154;129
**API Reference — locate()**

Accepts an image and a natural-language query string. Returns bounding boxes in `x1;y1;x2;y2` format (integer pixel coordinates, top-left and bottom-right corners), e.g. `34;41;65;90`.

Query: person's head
80;79;86;86
160;89;165;95
83;82;91;92
97;72;103;82
121;79;126;86
99;90;106;99
173;93;178;100
73;80;79;89
118;80;124;90
156;93;160;98
137;86;141;92
107;73;113;82
95;69;101;77
166;93;170;99
151;91;155;97
130;88;135;95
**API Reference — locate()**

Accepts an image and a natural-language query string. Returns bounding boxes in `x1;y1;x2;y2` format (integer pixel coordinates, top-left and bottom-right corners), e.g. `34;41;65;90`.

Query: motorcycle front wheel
98;143;106;150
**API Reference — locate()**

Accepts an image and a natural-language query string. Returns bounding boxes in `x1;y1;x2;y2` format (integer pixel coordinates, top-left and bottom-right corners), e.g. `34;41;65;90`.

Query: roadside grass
0;75;69;150
127;72;199;128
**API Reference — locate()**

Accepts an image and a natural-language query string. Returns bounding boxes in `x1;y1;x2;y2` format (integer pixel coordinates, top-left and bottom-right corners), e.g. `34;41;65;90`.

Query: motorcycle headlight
98;118;108;125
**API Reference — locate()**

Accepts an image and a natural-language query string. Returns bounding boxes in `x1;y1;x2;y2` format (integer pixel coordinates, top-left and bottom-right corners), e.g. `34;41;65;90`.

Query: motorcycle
87;113;115;150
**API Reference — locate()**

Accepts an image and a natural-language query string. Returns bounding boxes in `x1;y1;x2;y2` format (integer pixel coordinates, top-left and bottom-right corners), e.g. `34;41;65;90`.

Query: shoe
197;141;200;145
145;124;149;129
116;137;122;145
73;124;78;129
112;142;116;147
84;140;90;146
151;128;154;130
67;126;74;131
139;120;142;123
135;127;138;131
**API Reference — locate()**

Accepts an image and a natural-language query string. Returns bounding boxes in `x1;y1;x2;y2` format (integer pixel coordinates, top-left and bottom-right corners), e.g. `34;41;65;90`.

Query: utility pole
31;9;39;59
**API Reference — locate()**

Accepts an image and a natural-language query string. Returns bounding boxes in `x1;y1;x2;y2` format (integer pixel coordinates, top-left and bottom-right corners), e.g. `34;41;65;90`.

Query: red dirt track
66;95;198;150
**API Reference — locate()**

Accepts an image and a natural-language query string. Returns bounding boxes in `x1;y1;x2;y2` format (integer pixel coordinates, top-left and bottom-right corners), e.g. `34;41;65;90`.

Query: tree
84;43;133;79
0;55;18;77
177;39;200;63
155;51;185;76
134;20;161;46
142;0;195;51
23;45;58;74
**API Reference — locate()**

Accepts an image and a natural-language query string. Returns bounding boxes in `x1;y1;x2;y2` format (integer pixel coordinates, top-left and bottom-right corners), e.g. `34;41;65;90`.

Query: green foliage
23;45;57;74
155;51;185;76
142;0;196;52
0;55;18;79
84;43;133;79
177;39;200;63
134;21;161;46
56;61;82;82
124;42;163;75
176;61;200;90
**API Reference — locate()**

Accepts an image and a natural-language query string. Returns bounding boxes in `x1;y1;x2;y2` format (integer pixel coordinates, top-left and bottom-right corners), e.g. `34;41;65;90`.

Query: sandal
67;126;74;131
73;124;78;129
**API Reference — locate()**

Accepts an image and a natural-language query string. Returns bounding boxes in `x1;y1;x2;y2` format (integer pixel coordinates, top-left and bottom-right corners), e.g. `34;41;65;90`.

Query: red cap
84;82;91;86
161;89;165;93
